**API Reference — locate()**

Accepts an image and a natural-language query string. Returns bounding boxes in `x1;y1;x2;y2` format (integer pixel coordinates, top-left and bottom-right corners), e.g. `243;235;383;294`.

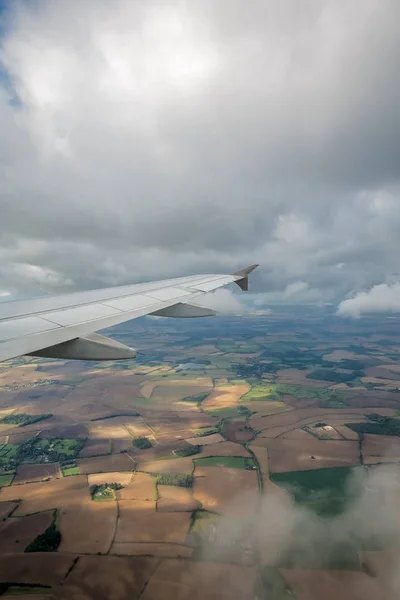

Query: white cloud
337;282;400;317
1;1;400;299
199;289;246;314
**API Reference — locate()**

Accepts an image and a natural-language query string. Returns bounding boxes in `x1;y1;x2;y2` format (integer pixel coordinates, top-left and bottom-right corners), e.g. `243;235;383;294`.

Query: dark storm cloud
0;0;400;306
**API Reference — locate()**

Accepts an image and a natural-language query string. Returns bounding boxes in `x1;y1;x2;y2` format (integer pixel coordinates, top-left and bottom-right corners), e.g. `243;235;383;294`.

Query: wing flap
29;333;137;361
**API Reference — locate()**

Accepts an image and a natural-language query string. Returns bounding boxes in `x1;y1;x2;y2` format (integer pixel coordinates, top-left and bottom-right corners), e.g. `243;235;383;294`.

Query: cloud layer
1;0;400;301
338;282;400;317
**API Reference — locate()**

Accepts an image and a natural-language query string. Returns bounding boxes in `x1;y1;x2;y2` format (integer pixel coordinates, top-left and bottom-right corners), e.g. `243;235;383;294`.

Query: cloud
194;464;400;597
198;288;246;314
0;1;400;300
337;282;400;317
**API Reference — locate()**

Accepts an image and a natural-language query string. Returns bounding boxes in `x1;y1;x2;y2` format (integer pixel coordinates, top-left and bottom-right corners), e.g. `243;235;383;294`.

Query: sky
1;0;400;316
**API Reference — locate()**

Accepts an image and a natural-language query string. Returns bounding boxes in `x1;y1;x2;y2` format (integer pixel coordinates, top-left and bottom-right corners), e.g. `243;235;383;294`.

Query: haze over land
0;0;400;313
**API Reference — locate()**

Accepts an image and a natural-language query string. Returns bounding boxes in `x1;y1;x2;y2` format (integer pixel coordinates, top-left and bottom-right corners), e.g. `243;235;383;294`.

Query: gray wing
0;265;258;363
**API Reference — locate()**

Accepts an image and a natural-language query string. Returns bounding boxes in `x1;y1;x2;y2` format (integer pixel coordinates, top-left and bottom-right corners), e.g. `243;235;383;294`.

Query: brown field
5;431;36;444
330;425;360;441
348;396;400;409
144;413;217;433
0;553;76;586
0;510;54;553
223;419;254;443
243;400;289;415
38;422;88;439
153;430;195;444
185;433;225;446
0;501;17;520
0;475;89;516
281;428;316;441
265;437;360;473
77;453;136;474
111;542;193;558
280;568;386;600
157;485;199;512
249;407;394;435
363;434;400;464
140;382;160;398
112;438;134;453
116;472;155;501
88;471;133;487
59;501;117;554
365;366;400;380
197;441;251;458
141;378;213;400
80;438;111;458
380;364;400;373
88;417;150;440
140;559;257;600
275;369;331;388
194;466;258;514
13;462;61;484
59;555;159;600
130;440;189;462
138;457;194;475
361;376;400;386
152;385;212;401
115;501;191;544
202;384;250;411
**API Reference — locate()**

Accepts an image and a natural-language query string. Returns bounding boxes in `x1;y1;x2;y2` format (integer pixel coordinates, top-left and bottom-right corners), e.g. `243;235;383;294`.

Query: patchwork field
265;437;360;473
193;466;258;514
140;559;257;600
0;510;54;553
1;313;400;597
13;462;61;484
114;472;154;501
157;485;199;512
58;555;159;600
202;384;250;411
115;501;191;544
77;453;136;474
59;501;117;554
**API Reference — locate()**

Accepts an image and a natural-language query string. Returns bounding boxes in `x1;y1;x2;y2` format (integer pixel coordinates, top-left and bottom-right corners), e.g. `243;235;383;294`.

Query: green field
241;385;277;400
193;456;255;469
270;465;363;503
0;444;20;471
240;383;349;407
0;472;14;487
62;465;80;477
0;413;52;427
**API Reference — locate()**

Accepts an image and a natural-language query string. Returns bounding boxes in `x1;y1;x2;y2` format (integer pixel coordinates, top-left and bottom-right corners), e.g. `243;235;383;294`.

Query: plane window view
1;1;400;599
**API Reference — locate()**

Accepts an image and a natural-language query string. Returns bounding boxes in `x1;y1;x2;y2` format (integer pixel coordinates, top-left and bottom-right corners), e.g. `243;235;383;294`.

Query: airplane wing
0;264;258;363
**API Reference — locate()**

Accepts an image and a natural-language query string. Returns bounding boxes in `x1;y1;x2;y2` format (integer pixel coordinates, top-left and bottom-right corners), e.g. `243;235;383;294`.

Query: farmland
0;309;400;596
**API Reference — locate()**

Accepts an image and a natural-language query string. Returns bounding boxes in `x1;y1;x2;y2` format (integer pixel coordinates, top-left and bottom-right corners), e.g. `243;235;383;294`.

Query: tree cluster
132;437;152;449
25;523;61;552
175;445;201;457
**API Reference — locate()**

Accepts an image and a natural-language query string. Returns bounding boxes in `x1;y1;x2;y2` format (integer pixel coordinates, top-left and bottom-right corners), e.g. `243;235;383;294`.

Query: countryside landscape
1;307;400;599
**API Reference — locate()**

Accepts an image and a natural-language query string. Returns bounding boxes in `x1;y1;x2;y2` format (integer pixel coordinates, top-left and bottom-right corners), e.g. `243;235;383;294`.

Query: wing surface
0;265;258;363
